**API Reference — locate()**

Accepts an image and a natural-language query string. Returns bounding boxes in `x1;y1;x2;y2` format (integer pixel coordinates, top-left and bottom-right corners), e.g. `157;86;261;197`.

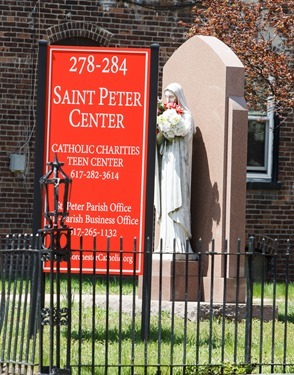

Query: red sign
44;45;151;274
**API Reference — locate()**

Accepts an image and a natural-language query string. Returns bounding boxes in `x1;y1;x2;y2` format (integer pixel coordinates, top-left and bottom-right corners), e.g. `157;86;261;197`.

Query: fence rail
0;234;293;374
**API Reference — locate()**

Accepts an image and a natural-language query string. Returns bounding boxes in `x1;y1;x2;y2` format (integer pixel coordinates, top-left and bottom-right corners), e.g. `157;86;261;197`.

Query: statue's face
165;90;177;104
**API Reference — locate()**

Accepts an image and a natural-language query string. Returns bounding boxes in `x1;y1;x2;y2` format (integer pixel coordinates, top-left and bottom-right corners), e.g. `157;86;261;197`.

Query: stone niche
148;35;248;303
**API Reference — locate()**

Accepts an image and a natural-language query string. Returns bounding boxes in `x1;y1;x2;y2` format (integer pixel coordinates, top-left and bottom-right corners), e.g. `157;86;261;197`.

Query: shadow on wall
191;128;221;269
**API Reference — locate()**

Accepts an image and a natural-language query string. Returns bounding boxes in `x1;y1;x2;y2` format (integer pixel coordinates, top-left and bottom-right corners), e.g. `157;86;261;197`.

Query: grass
80;275;136;295
253;281;294;323
253;281;294;300
2;276;294;374
40;302;294;374
46;274;137;295
38;277;294;374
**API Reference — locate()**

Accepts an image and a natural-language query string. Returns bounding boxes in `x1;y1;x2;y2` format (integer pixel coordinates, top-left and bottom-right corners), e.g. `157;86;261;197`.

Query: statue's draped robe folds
155;83;196;253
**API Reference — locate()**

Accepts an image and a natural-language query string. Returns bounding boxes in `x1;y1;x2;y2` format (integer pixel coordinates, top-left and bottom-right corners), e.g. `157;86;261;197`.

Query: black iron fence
0;234;294;374
0;234;41;375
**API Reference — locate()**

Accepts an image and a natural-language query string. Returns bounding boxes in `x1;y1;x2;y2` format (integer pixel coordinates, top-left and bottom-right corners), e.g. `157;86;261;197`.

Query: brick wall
0;0;293;278
246;111;294;279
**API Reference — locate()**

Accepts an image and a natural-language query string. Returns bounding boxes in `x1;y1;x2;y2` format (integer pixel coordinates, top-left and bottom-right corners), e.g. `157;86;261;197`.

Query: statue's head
164;83;188;110
164;89;177;104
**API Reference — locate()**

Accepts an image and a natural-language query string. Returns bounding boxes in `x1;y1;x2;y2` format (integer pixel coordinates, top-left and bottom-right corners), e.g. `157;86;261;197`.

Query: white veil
164;82;196;133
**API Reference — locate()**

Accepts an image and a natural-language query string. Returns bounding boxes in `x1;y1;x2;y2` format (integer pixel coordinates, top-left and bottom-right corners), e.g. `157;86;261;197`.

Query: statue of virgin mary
155;83;196;253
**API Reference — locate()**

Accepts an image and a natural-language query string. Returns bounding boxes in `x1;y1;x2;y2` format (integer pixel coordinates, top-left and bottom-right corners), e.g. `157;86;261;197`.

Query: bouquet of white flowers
157;101;187;141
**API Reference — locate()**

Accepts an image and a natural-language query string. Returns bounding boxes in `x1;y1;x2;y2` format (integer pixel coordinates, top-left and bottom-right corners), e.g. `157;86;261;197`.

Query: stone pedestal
138;255;245;303
202;276;246;303
139;255;202;301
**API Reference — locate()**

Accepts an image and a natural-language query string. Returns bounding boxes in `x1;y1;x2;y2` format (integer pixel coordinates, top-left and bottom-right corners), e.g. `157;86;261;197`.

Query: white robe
155;112;194;253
